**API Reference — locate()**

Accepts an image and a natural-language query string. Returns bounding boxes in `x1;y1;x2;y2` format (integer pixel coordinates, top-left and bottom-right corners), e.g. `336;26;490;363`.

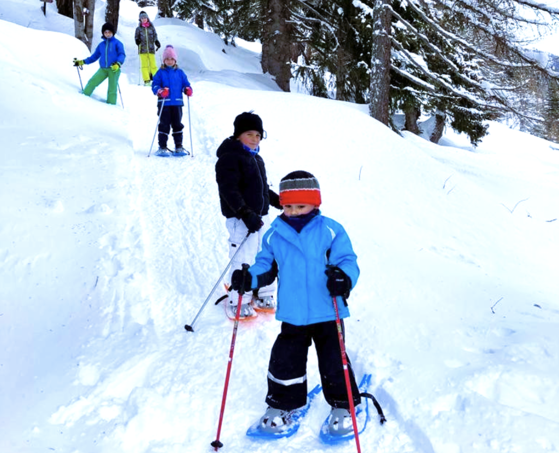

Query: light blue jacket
84;36;126;68
249;213;359;326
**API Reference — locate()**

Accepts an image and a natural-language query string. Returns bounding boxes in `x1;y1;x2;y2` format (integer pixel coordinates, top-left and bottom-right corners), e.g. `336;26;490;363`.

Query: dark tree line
57;0;120;50
59;0;559;144
175;0;559;144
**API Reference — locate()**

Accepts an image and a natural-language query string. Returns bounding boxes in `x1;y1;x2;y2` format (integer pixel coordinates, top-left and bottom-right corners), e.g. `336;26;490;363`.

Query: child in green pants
73;23;126;105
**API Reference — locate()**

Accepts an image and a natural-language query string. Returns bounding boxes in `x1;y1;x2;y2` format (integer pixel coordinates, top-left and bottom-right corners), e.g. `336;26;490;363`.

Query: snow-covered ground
1;1;559;452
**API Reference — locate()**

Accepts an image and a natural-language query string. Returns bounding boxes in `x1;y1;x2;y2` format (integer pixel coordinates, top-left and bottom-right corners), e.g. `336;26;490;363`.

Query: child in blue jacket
151;45;193;156
231;170;361;437
73;23;126;105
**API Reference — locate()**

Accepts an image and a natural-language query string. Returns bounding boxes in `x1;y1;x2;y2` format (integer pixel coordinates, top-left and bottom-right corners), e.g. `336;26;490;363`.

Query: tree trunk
157;0;173;18
404;105;420;134
105;0;120;34
430;113;446;143
73;0;95;51
369;0;392;125
261;0;292;92
56;0;73;18
336;46;349;101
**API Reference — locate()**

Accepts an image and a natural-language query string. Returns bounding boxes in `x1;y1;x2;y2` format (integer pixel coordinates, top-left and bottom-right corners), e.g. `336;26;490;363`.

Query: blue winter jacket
152;66;191;107
249;212;359;326
84;36;126;68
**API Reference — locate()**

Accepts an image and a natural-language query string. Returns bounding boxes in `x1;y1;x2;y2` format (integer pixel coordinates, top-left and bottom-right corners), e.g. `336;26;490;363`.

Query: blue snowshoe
173;147;190;157
154;147;172;157
319;374;385;444
246;384;322;440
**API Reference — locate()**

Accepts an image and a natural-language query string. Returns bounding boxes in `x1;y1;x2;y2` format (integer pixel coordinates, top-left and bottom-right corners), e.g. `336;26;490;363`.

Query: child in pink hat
151;45;193;156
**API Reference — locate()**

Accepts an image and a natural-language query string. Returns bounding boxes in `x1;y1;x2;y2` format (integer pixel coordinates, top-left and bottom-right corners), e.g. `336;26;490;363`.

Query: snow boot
174;146;189;156
155;146;171;157
258;406;297;435
326;408;353;437
253;294;276;312
225;300;256;320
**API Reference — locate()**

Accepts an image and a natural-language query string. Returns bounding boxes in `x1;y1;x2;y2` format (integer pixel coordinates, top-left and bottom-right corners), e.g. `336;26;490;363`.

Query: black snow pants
158;105;184;149
265;320;361;411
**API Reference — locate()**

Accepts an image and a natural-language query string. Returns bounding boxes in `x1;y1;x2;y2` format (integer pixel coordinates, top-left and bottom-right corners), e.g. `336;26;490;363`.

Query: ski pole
138;45;141;85
331;293;362;453
76;66;83;91
184;232;251;332
211;263;250;451
187;96;194;157
148;98;166;157
118;83;124;109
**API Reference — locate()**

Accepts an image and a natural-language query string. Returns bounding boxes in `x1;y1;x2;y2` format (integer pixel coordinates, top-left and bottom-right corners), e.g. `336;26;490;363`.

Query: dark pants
157;105;184;148
266;321;361;411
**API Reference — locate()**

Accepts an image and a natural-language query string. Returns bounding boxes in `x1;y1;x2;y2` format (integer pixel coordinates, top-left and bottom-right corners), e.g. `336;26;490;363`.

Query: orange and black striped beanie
279;171;321;207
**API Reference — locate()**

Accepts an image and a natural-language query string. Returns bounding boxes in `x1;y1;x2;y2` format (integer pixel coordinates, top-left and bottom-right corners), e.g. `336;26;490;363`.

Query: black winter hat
139;11;149;20
102;22;115;35
233;112;264;138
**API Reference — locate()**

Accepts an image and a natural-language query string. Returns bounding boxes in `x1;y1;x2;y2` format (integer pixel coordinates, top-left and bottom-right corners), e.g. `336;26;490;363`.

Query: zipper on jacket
252;154;266;215
104;39;109;67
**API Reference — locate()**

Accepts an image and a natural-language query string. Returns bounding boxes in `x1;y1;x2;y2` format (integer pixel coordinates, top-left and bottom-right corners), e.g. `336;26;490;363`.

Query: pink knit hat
162;45;177;61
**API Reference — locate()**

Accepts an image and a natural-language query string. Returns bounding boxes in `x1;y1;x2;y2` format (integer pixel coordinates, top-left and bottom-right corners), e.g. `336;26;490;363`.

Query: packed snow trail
2;2;559;452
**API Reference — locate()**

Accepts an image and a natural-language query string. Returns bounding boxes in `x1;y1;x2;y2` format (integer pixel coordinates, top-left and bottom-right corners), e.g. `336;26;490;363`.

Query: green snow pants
83;67;121;105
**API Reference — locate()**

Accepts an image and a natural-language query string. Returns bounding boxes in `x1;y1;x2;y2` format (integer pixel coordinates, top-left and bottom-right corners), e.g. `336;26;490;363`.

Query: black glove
325;266;352;298
231;267;252;293
136;39;141;46
269;189;281;210
239;207;263;233
155;40;161;51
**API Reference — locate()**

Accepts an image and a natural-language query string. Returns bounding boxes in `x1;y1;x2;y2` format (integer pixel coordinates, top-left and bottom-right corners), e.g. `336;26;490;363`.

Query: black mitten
239;207;263;233
325;266;352;298
231;267;252;293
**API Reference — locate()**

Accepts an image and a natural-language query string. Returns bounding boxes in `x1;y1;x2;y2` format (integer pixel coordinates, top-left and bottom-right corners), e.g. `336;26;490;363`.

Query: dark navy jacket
215;137;272;218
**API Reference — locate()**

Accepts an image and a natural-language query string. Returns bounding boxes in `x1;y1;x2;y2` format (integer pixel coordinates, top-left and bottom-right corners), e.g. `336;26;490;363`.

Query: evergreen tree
175;0;262;44
369;0;391;124
157;0;173;18
360;0;559;144
105;0;121;33
73;0;95;51
261;0;294;91
56;0;73;18
541;77;559;143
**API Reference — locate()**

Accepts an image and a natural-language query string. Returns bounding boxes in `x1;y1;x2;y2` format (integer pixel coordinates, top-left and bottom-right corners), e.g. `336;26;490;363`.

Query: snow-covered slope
1;1;559;452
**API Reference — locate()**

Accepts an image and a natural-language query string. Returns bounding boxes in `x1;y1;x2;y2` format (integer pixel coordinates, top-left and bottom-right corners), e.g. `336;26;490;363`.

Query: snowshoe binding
319;373;386;444
173;146;190;156
247;384;322;439
225;300;257;320
155;147;172;157
253;294;276;313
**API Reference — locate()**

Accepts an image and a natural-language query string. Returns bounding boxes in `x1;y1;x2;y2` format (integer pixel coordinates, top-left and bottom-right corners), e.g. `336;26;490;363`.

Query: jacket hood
216;137;243;158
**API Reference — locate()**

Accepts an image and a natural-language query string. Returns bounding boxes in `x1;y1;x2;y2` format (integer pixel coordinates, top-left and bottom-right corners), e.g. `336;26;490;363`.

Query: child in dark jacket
151;45;193;156
135;11;160;86
215;112;282;320
73;23;126;105
231;170;361;438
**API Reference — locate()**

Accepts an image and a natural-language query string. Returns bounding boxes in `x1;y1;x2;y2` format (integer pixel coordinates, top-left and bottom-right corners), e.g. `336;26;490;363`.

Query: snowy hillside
1;1;559;453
